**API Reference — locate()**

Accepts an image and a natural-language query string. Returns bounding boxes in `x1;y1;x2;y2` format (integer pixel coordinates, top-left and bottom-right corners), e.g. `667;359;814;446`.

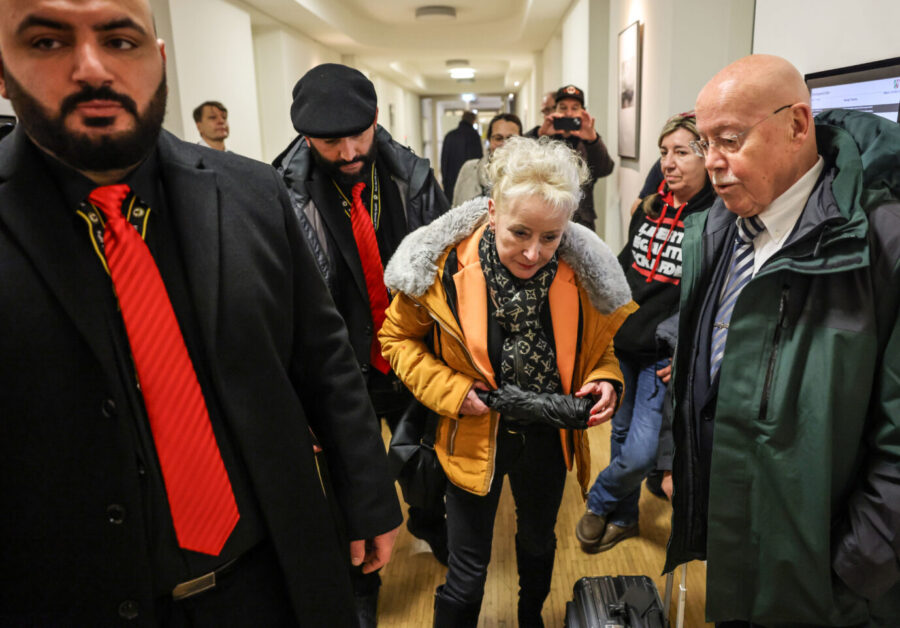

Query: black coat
274;126;449;376
440;121;483;203
0;128;402;626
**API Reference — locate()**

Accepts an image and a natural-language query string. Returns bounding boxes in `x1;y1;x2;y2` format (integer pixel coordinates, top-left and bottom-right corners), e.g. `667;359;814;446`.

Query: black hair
486;113;523;140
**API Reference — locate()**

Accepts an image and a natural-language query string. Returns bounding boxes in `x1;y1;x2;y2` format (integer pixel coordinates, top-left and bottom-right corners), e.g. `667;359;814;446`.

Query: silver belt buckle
172;570;217;601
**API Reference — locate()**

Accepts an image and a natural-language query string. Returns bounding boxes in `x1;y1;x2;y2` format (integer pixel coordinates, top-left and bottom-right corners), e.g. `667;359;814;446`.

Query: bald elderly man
0;0;401;624
664;55;900;626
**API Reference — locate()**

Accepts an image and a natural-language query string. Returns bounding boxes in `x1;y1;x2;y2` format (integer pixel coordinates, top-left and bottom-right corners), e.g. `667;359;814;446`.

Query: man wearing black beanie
273;63;450;626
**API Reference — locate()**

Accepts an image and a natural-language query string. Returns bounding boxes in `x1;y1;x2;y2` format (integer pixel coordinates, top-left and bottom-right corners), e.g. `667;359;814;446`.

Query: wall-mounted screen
806;56;900;123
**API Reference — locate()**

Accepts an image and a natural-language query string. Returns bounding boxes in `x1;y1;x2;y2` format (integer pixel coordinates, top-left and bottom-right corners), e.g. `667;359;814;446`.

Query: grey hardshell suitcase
565;575;668;628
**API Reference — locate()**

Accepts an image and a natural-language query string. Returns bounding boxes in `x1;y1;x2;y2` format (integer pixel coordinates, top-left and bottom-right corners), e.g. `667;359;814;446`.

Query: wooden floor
377;421;712;627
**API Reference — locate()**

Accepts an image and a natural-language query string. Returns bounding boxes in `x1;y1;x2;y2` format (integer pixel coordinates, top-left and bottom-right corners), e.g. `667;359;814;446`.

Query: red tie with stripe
349;182;391;374
88;184;239;556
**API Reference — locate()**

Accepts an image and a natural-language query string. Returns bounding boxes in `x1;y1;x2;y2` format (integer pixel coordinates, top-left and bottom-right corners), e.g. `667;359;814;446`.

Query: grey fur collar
384;198;632;314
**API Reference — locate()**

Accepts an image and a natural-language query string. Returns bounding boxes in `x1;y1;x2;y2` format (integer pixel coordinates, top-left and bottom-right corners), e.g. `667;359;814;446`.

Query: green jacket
666;110;900;626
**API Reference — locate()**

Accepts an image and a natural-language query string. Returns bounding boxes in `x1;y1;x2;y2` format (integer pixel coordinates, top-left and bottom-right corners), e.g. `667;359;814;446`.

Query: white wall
602;0;754;249
539;0;614;236
561;0;591;92
157;0;424;164
542;34;563;105
370;74;423;156
753;0;900;76
517;70;537;131
253;26;340;162
166;0;263;159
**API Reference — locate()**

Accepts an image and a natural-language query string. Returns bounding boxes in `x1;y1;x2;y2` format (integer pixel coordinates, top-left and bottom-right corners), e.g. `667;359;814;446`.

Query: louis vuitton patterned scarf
479;227;561;394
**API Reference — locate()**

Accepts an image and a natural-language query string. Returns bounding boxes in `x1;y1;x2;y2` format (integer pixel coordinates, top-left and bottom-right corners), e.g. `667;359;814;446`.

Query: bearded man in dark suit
0;0;401;625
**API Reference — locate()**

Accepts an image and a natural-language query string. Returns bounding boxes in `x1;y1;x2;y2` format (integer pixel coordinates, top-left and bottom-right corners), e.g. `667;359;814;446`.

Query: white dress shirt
750;156;825;275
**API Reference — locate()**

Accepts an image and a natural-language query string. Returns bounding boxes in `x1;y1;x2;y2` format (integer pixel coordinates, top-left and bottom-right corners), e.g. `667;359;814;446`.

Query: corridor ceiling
239;0;573;94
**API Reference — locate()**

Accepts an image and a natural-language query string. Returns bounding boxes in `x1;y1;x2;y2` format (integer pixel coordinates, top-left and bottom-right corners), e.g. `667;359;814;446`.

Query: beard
4;67;167;172
309;140;377;186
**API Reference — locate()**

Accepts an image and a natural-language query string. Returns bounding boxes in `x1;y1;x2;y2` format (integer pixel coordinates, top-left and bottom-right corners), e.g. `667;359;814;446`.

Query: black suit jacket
0;128;401;626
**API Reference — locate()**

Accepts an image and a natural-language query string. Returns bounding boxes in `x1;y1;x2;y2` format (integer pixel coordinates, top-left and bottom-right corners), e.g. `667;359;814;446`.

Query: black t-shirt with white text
614;180;715;365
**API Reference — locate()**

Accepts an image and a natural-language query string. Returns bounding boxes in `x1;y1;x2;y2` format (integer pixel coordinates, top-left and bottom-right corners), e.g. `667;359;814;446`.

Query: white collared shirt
749;156;825;275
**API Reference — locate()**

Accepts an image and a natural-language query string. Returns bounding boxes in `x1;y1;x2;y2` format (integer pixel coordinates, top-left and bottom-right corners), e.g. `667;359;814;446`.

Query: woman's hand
575;380;617;426
656;361;672;384
459;381;490;416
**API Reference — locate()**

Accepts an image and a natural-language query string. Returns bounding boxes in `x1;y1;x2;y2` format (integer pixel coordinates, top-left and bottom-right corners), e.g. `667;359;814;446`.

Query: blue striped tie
709;215;765;380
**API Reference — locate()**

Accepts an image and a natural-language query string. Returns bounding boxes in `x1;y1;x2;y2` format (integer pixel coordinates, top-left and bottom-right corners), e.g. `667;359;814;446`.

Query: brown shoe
596;522;639;552
575;511;607;554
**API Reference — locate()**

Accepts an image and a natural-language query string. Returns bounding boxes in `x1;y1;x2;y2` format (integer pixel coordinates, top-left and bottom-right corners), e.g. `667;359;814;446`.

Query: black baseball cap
554;84;585;106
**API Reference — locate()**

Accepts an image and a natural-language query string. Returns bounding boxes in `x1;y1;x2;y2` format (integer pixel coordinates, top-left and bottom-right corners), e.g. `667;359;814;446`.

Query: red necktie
349;182;391;374
88;184;239;556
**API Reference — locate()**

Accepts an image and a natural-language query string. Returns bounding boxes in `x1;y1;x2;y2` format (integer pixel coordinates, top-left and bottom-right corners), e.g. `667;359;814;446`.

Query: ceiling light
449;68;475;80
514;81;520;87
461;93;476;102
416;5;457;20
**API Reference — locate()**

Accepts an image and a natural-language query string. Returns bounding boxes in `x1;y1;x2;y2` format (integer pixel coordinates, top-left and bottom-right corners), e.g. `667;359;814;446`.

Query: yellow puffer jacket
380;200;638;496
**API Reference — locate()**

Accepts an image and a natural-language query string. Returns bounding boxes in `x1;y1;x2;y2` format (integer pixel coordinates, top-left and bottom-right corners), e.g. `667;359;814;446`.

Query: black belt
171;555;241;601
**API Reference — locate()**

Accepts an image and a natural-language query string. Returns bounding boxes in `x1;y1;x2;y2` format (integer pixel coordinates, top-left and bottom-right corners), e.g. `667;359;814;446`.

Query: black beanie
290;63;378;138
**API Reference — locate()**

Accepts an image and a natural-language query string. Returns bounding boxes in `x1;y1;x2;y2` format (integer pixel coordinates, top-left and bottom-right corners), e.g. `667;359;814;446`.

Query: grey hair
488;135;589;219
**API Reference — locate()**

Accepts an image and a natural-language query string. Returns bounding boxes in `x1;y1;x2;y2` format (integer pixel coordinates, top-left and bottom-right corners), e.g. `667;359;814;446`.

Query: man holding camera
527;84;614;230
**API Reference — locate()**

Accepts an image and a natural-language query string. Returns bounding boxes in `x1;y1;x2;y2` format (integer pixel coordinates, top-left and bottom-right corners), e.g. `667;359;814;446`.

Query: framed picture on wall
617;20;642;159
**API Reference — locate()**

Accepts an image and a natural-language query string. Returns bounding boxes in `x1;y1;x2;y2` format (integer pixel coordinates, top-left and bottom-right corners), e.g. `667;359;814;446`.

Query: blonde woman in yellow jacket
380;136;637;627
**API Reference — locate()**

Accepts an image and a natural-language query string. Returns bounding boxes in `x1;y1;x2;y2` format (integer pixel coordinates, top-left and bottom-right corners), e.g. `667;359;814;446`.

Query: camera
553;116;582;131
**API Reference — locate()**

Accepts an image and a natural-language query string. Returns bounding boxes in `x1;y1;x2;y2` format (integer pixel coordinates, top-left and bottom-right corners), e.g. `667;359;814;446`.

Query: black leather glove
476;385;593;429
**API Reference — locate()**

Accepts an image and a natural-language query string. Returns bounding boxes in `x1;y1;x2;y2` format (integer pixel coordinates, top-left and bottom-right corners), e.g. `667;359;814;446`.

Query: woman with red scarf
576;112;715;553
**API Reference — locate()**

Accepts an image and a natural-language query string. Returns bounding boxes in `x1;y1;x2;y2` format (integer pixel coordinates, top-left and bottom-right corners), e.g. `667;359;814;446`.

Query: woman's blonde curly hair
488;135;589;219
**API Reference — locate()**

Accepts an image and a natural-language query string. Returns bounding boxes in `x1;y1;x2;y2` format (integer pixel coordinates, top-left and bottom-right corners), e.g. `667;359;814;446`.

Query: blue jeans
586;356;668;526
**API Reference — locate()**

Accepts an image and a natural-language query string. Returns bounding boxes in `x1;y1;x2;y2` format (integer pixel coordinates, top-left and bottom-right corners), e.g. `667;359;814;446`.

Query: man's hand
571;108;598;142
459;381;490;416
538;109;599;142
575;380;617;426
350;524;401;574
661;471;673;500
537;112;559;137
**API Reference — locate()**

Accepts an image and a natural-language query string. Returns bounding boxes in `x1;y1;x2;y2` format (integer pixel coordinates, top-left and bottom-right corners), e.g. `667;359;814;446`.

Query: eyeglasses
689;104;794;158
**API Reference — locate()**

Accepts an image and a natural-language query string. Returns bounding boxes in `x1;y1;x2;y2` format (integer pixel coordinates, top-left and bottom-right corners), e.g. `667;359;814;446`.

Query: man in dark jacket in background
273;63;450;626
666;54;900;626
527;84;614;230
440;110;482;203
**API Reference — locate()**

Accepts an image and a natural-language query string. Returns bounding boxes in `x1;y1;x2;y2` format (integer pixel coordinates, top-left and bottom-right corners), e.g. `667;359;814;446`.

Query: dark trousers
441;424;567;607
154;539;299;627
